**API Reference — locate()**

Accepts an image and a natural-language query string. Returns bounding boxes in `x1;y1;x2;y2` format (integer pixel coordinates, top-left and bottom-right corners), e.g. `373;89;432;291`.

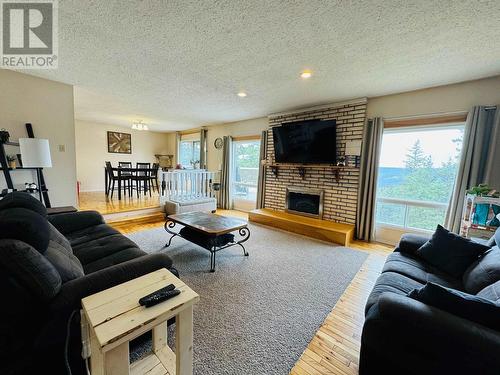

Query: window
179;140;200;169
375;124;464;242
231;140;260;210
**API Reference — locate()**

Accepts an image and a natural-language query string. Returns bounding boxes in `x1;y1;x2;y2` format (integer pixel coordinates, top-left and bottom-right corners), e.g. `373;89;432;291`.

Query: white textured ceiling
25;0;500;131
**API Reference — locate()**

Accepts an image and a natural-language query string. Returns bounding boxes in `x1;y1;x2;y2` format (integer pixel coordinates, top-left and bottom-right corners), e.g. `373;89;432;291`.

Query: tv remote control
139;284;175;305
139;285;181;307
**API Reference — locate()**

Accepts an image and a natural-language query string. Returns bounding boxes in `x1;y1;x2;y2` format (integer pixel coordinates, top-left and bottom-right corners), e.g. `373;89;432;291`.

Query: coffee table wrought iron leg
237;227;250;256
210;248;216;273
163;220;178;248
238;243;249;256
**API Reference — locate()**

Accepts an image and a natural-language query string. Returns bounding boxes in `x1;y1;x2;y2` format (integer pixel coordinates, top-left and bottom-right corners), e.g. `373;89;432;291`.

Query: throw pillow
463;246;500;294
416;224;489;278
44;222;84;282
408;282;500;331
0;208;50;253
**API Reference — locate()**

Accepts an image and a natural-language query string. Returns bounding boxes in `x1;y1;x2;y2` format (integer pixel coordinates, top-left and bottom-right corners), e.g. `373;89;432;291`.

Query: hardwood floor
78;191;161;215
109;210;391;374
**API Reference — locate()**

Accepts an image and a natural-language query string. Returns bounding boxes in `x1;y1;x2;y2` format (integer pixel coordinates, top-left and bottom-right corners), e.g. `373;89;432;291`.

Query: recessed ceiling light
300;70;313;79
237;91;247;97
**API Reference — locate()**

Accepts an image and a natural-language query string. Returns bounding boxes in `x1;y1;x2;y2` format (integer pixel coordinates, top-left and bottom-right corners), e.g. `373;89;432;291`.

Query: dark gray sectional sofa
0;192;176;375
360;230;500;375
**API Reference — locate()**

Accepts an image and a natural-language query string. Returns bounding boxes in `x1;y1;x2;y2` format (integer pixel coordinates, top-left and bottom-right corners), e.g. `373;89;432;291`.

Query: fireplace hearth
285;186;324;219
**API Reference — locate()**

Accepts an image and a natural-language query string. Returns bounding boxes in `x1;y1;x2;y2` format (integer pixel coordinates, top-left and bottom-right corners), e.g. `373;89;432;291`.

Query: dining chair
132;162;151;197
149;163;160;193
118;162;133;196
105;161;131;198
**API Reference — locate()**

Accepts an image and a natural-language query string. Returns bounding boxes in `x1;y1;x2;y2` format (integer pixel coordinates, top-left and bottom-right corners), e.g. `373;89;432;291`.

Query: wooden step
107;212;165;233
249;208;354;246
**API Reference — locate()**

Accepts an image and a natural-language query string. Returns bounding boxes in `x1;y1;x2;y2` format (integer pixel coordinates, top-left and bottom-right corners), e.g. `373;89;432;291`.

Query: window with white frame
375;124;464;237
178;134;200;169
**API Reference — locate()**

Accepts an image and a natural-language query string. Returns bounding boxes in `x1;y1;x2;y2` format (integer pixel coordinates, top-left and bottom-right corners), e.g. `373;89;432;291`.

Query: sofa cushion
72;232;142;266
408;282;500;331
0;192;47;217
477;280;500;303
463;246;500;294
365;271;424;315
382;252;463;289
83;247;146;274
0;239;61;301
44;223;84;282
397;233;430;255
417;225;489;278
0;208;50;253
65;223;121;248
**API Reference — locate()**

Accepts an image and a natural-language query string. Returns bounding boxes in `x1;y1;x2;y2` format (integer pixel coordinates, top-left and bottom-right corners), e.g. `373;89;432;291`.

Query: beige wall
0;70;77;206
367;75;500;118
75;120;175;192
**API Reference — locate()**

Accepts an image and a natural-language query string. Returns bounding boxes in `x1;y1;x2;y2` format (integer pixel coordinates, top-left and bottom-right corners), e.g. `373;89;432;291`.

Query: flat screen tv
272;119;337;164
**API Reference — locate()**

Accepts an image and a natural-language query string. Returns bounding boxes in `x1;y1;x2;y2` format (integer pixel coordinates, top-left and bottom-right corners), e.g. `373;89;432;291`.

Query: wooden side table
81;269;199;375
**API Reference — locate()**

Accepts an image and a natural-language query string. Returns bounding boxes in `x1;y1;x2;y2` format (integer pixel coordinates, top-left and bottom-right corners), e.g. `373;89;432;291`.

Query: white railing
376;197;448;229
159;170;219;204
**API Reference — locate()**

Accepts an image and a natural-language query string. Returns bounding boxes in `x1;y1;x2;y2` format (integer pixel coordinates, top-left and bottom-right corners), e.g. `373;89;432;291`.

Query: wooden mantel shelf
249;208;354;246
262;161;358;181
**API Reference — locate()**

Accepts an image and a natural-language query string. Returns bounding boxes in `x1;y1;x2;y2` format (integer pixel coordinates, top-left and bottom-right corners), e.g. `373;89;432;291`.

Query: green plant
6;155;16;162
466;183;500;198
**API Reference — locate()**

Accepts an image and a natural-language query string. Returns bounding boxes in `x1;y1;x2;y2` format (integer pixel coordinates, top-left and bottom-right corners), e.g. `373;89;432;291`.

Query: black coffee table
164;212;250;272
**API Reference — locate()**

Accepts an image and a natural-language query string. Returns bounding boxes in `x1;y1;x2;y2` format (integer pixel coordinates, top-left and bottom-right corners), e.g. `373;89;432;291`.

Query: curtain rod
383;110;468;122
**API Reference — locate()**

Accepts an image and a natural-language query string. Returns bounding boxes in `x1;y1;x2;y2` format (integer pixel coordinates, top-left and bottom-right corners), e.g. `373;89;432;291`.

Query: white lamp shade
19;138;52;168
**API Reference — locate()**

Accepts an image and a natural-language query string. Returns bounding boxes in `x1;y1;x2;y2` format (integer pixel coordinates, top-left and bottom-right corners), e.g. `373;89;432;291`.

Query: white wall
0;70;77;206
367;75;500;118
75;120;175;192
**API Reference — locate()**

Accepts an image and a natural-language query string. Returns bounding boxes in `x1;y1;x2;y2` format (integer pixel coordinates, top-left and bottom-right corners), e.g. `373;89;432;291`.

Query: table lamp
19;138;52;201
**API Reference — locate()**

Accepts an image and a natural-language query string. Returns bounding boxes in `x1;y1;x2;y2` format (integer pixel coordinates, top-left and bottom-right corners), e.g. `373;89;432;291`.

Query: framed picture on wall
107;131;132;154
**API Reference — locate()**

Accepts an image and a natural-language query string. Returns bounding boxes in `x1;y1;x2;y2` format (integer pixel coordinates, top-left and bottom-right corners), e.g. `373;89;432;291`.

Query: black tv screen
272;119;337;164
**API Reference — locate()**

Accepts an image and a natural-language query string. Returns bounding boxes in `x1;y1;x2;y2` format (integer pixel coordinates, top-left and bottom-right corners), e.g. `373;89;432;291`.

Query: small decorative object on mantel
107;131;132;154
0;129;9;143
214;137;223;149
345;140;362;167
6;155;16;169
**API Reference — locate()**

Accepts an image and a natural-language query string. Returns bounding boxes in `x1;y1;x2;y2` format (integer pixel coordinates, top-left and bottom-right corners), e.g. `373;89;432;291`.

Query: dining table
104;166;158;200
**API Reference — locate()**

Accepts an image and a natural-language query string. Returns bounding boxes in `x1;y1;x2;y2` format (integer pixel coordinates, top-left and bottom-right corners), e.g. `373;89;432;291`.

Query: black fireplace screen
288;191;320;216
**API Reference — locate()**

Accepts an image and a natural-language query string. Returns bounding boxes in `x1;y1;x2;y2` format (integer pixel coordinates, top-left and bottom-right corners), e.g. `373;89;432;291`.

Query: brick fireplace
262;99;367;225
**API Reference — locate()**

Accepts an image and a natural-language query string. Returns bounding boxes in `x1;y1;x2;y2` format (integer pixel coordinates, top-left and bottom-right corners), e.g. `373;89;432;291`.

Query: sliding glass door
231;139;260;211
374;124;464;244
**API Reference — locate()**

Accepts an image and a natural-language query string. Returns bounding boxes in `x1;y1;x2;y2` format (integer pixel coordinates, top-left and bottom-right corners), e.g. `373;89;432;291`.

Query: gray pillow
44;222;84;282
463;246;500;294
477;280;500;303
0;239;61;301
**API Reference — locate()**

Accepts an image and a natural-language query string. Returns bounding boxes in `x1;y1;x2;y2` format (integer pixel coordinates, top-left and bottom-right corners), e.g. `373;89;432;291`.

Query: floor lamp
19;138;52;203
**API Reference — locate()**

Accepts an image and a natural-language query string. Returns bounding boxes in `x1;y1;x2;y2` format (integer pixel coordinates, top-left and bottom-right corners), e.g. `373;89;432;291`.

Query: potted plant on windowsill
7;155;16;169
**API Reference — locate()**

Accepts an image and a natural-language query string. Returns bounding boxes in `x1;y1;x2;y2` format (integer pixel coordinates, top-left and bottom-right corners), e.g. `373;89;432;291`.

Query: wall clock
214;137;223;149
